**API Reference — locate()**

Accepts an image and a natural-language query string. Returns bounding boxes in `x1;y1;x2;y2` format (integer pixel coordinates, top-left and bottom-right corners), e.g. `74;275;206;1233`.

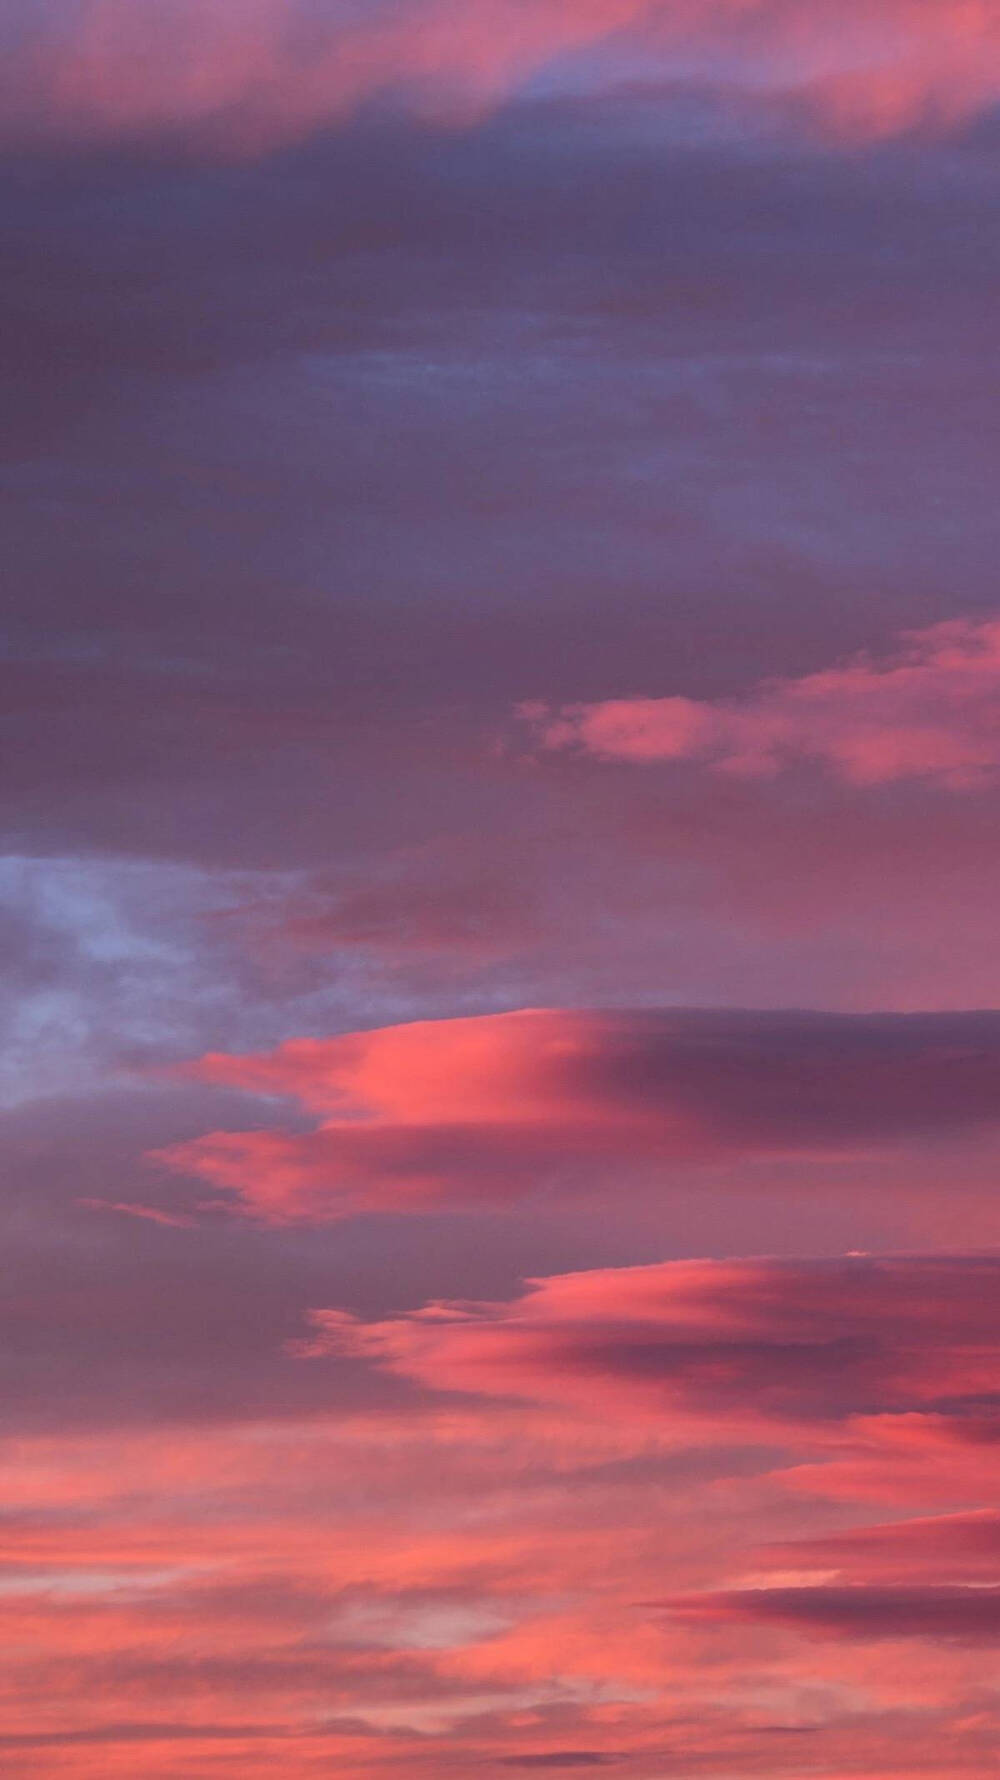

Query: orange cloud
526;618;1000;789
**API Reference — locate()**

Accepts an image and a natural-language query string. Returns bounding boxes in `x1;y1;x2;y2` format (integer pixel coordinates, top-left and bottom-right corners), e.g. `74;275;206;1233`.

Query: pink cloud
762;1510;1000;1582
0;1397;995;1778
778;1404;1000;1510
0;1256;997;1778
299;1251;1000;1436
153;1007;1000;1221
526;618;1000;789
5;1;1000;153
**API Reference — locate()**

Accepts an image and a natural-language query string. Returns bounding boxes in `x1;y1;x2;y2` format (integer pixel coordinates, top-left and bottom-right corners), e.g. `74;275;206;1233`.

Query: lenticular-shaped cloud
300;1251;1000;1432
155;1006;1000;1221
6;0;1000;152
526;619;1000;789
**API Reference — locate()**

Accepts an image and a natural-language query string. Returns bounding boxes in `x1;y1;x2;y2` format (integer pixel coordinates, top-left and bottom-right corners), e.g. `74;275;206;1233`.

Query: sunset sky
4;3;1000;1775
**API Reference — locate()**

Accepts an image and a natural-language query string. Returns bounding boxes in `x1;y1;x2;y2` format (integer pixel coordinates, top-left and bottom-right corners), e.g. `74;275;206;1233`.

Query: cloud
7;6;1000;1772
5;0;1000;154
763;1510;1000;1581
232;858;537;966
501;1758;621;1770
666;1583;1000;1642
155;1007;1000;1220
0;1251;996;1777
8;101;1000;1044
0;1401;994;1776
299;1251;1000;1435
525;618;1000;789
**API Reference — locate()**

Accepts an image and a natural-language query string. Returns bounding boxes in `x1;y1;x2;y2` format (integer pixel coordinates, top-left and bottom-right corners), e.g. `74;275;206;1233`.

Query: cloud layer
0;1249;997;1778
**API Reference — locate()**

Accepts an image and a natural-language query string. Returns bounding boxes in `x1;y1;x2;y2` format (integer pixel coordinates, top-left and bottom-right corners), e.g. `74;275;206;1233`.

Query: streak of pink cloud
300;1251;1000;1436
526;618;1000;789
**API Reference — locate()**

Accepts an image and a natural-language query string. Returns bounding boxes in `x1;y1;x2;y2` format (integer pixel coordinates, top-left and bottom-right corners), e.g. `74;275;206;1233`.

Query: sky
3;2;1000;1775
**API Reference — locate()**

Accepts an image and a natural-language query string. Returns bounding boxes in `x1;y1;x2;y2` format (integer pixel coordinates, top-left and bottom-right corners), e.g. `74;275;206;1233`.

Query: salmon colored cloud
775;1406;1000;1513
762;1509;1000;1582
6;0;1000;153
0;1391;996;1780
0;1275;996;1778
526;618;1000;789
298;1251;1000;1434
154;1007;1000;1221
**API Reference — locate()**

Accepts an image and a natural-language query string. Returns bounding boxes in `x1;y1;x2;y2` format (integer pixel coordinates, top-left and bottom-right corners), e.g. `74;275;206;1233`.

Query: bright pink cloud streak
526;618;1000;788
299;1252;1000;1434
153;1007;1000;1222
6;0;1000;151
